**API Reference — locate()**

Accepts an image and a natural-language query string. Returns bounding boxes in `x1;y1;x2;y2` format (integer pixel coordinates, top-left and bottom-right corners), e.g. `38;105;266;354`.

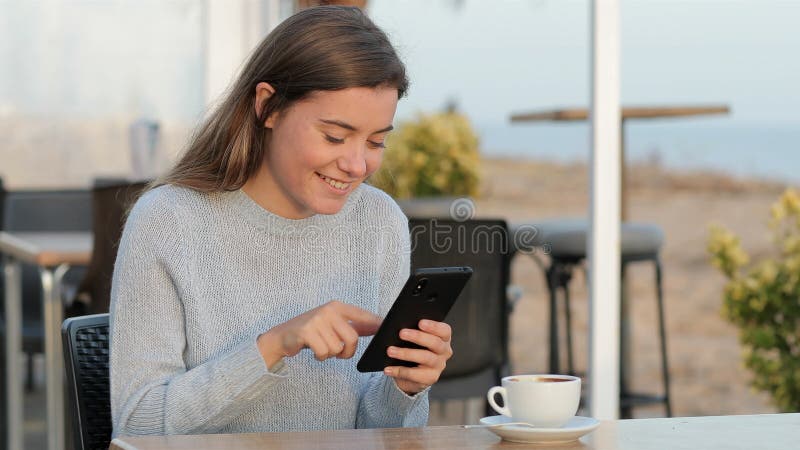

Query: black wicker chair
407;217;513;420
62;313;111;450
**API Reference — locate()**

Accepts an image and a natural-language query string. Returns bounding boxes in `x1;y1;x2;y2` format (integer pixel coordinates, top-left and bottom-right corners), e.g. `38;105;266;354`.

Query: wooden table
1;231;92;450
109;413;799;450
509;105;730;220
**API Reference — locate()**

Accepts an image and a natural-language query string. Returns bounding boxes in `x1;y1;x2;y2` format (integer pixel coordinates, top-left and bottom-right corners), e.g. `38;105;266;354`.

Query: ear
254;82;278;128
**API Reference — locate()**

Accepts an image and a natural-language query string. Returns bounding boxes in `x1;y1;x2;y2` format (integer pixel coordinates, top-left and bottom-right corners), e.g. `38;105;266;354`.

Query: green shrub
369;112;480;199
708;189;800;412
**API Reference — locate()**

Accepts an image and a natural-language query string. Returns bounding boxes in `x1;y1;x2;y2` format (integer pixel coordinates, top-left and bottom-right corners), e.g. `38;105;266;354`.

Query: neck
241;167;312;220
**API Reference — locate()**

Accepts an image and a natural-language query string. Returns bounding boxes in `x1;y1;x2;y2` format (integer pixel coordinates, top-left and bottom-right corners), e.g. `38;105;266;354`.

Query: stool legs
620;263;633;418
546;265;560;374
543;254;671;417
546;261;576;375
655;258;673;417
25;352;35;392
563;281;575;376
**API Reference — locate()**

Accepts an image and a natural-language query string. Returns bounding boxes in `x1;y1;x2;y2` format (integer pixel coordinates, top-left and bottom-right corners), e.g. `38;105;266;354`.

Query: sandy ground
445;156;789;421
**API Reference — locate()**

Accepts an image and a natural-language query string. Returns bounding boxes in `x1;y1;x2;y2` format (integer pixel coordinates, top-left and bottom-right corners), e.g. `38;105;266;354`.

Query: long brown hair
158;6;408;192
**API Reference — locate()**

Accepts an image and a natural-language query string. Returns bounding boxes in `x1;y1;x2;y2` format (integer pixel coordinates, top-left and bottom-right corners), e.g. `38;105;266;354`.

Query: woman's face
254;85;398;219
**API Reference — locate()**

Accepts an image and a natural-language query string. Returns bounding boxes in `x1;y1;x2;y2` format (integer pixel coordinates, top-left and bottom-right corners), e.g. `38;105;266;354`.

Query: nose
336;142;368;179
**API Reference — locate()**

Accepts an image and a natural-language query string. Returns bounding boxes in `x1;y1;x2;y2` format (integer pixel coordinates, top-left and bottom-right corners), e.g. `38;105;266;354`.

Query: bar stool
509;218;672;418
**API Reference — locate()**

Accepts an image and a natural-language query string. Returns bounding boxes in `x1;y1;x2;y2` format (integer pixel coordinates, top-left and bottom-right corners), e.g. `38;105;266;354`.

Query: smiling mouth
316;172;353;191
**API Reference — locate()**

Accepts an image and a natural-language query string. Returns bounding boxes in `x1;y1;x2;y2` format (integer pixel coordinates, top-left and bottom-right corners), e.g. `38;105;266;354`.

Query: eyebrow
319;119;394;134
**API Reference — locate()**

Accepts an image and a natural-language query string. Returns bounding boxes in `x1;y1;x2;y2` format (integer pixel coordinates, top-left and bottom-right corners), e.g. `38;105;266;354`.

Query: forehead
289;87;399;127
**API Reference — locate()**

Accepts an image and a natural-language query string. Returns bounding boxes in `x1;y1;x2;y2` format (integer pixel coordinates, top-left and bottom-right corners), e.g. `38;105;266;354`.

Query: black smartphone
356;266;473;373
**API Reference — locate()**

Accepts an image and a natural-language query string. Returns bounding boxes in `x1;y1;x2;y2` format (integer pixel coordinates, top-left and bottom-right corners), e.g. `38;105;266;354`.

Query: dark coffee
507;376;574;382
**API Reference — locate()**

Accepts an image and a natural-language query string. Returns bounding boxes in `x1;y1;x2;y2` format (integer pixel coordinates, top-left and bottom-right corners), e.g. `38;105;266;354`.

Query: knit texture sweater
109;183;428;437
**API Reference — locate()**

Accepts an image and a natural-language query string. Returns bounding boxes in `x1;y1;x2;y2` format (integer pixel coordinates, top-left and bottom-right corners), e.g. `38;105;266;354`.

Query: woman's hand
383;319;453;395
257;300;381;367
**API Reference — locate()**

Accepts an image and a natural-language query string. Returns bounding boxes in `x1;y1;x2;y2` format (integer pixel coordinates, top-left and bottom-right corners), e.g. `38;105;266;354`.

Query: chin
312;200;347;216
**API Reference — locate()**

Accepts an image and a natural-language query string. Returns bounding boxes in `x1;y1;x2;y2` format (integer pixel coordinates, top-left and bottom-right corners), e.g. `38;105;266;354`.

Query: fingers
303;330;332;361
384;320;453;393
398;328;452;357
419;320;452;342
318;322;346;358
387;346;440;368
331;317;359;359
385;321;454;392
384;365;441;388
329;301;381;336
305;303;365;360
283;300;378;361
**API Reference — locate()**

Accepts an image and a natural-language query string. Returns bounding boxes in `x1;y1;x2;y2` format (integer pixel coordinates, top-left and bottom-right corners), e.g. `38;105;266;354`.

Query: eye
367;140;386;149
324;134;344;144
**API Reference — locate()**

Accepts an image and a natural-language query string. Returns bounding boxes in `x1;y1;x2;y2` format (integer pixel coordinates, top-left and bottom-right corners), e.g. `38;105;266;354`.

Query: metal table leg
41;264;69;450
4;258;23;450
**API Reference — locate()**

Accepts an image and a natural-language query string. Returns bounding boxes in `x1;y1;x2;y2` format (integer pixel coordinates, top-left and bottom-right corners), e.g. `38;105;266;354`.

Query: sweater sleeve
109;191;290;437
356;201;429;428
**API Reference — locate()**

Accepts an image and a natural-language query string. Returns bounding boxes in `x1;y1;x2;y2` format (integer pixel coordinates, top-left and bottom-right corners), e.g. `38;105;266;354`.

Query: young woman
109;6;453;436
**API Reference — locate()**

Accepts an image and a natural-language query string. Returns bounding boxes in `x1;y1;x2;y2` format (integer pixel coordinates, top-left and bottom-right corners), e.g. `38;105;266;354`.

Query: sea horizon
473;120;800;185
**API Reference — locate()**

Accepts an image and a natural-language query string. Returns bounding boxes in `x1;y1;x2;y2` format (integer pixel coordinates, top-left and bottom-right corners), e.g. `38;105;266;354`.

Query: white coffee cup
487;374;581;428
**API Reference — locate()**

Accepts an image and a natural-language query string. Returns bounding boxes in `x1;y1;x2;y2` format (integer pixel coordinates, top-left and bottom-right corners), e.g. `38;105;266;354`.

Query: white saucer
478;415;600;444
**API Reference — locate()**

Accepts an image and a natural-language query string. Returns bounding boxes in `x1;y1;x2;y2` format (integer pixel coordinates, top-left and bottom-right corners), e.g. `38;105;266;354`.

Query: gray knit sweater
109;183;428;437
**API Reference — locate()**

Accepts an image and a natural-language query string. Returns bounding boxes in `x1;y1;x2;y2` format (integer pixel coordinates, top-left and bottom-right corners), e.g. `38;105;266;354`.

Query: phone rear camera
412;277;428;296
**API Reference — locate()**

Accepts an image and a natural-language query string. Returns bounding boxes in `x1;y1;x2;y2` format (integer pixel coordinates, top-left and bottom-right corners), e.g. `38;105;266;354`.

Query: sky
368;0;800;126
1;0;797;126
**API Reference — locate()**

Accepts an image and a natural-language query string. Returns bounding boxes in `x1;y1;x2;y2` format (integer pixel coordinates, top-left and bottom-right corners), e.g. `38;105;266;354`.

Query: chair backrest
2;189;92;232
408;218;511;379
62;313;111;450
0;318;6;449
0;176;6;232
74;181;148;314
0;189;92;327
397;197;463;219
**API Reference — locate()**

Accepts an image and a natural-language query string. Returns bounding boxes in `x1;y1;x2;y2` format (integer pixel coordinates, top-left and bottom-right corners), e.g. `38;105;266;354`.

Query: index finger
334;302;381;336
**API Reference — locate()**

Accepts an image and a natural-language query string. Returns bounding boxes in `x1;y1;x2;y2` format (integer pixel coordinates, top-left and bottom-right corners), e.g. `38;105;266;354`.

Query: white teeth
318;173;350;190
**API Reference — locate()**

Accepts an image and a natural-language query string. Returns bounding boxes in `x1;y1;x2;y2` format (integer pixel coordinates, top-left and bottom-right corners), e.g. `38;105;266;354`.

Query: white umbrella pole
588;0;622;420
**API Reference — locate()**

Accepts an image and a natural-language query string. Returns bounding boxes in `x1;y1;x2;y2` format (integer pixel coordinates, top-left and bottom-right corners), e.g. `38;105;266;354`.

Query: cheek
269;127;318;174
365;151;384;177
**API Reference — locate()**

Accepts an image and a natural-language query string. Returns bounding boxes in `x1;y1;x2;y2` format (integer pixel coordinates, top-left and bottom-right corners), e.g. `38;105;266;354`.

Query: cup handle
487;386;511;417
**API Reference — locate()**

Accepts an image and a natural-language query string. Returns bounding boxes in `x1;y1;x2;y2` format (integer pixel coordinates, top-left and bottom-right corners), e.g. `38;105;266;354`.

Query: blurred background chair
0;318;6;450
0;174;6;447
0;176;6;232
0;179;146;396
397;197;462;220
0;189;92;392
70;181;148;316
510;218;671;418
407;217;513;423
61;313;111;450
